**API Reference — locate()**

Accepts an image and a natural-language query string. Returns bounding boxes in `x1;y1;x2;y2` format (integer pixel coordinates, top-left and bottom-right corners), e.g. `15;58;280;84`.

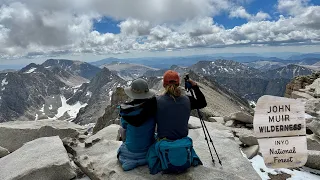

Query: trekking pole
184;74;222;166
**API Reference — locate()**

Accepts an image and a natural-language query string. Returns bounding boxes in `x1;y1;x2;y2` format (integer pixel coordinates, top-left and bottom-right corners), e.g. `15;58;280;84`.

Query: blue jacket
119;98;156;153
117;98;156;171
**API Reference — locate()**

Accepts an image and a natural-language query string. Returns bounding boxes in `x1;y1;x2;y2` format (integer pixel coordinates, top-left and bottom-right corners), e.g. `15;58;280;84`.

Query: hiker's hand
188;79;197;86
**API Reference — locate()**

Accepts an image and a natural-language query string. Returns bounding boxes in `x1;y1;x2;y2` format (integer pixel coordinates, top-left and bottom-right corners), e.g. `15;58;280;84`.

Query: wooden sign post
253;95;308;168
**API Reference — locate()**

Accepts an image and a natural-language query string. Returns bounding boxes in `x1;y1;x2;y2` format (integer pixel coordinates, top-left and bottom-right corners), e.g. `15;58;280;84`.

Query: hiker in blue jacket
147;70;207;174
117;78;157;171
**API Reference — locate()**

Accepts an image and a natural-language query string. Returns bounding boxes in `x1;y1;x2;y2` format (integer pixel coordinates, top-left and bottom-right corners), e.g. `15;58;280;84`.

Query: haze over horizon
0;0;320;65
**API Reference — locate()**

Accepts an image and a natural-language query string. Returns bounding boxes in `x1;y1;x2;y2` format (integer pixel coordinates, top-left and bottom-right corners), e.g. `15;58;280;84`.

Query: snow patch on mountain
24;67;37;74
86;91;92;97
1;78;8;86
55;96;87;119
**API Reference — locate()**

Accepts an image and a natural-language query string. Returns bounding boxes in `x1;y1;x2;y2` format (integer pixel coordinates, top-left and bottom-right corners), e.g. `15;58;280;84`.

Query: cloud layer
0;0;319;59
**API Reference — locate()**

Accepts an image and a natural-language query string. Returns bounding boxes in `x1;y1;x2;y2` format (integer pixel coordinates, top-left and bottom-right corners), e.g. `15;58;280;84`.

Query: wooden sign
254;95;305;138
253;95;307;168
258;136;308;168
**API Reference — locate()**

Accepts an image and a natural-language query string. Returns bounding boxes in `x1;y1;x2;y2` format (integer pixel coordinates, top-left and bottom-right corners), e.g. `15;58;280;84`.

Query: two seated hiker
117;70;207;174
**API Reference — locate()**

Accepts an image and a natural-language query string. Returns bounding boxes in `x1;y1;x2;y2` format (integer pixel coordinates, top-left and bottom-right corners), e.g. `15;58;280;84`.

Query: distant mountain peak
42;59;101;80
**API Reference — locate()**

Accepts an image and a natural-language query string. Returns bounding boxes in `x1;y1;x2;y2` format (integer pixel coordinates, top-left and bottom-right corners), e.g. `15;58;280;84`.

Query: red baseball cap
163;70;180;87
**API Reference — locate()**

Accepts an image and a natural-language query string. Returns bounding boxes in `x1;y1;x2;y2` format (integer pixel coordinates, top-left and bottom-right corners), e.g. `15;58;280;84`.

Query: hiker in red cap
146;70;207;174
156;70;207;140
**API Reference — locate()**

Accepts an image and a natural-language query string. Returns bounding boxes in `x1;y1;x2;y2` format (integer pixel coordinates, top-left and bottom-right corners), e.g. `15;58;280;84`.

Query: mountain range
0;55;319;123
0;60;102;123
90;53;320;69
142;59;316;101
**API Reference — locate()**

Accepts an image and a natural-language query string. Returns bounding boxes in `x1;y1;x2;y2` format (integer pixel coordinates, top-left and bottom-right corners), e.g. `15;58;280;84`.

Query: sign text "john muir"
259;105;302;133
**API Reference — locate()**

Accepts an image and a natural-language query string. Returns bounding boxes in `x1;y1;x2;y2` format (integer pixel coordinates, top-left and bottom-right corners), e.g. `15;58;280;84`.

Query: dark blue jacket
156;86;207;140
119;98;157;153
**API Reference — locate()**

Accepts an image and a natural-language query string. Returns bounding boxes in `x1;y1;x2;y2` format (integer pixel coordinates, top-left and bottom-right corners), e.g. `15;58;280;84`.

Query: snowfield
249;155;320;180
55;96;87;118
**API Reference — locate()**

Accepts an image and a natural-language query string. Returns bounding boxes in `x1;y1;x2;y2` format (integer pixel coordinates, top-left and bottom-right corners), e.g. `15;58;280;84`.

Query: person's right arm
187;80;207;110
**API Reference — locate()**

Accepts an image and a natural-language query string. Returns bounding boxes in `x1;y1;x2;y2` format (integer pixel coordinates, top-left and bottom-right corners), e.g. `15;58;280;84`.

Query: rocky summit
1;58;320;180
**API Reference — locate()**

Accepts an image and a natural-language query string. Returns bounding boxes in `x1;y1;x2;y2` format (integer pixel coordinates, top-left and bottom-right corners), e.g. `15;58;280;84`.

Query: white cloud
277;0;310;16
229;6;271;21
118;18;151;36
0;0;319;60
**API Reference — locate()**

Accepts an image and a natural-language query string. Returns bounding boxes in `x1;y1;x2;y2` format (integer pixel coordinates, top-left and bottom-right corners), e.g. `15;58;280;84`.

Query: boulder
0;120;86;152
307;134;320;151
209;117;225;124
309;120;320;137
234;128;258;146
305;150;320;170
242;145;259;159
0;136;76;180
230;112;253;124
239;135;258;146
72;119;260;180
0;146;9;158
188;116;202;129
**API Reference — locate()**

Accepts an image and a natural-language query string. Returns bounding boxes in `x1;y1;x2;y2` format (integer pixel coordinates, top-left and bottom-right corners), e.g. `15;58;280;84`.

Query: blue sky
0;0;320;64
93;0;320;33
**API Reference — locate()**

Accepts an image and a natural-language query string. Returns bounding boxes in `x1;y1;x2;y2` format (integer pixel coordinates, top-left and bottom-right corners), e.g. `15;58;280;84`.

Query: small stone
0;146;10;158
225;120;236;127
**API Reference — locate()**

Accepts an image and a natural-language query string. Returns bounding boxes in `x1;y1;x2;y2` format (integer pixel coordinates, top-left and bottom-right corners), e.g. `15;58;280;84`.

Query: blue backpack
155;137;194;174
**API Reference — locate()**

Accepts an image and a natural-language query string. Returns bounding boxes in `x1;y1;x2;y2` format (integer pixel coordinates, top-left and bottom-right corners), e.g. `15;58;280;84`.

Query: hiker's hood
119;97;156;127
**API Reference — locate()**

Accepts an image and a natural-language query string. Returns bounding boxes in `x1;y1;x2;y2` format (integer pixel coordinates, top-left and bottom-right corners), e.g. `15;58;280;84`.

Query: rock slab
72;120;260;180
0;136;76;180
0;120;85;152
230;112;253;124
